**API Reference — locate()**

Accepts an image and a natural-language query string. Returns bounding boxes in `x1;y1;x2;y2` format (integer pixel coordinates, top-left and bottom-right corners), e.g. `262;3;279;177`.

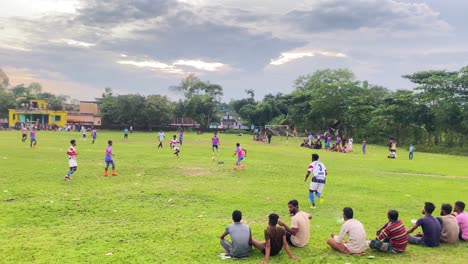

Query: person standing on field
65;139;78;181
157;130;165;148
123;128;129;141
409;143;415;160
104;140;117;176
304;153;327;209
278;199;312;247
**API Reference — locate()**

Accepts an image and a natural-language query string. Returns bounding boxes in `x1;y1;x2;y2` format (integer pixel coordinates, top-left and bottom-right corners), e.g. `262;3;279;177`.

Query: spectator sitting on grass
406;202;441;247
370;210;408;253
220;210;252;258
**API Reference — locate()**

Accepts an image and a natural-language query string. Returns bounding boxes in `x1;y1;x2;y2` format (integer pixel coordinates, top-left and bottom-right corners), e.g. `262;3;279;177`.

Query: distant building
218;113;249;129
171;117;200;128
8;99;67;128
67;101;101;126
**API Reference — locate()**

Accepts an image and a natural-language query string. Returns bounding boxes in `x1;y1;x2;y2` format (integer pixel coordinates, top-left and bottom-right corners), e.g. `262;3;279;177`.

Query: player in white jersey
304;153;327;209
65;140;78;181
170;135;180;157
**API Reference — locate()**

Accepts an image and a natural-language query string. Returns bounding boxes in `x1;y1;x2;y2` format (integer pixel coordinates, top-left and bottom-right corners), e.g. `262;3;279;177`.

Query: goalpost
265;125;291;142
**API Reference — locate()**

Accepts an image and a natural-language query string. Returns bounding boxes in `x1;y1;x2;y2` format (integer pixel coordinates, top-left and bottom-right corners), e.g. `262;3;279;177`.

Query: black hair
424;202;436;214
288;199;298;207
268;213;279;225
441;204;452;214
236;143;240;147
455;201;465;211
70;139;76;145
232;210;242;222
387;210;399;221
343;207;353;219
312;153;319;161
108;140;112;145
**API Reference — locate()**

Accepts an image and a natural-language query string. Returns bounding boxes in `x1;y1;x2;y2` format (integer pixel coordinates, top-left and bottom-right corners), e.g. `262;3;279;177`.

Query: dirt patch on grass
183;167;209;177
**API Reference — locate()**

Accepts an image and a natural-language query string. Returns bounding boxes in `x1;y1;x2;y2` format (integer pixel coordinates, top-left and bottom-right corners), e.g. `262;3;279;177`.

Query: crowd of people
220;201;468;262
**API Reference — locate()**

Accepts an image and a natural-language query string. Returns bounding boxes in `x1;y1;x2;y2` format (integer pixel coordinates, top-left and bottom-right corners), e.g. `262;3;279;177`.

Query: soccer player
81;126;86;141
409;143;415;160
21;126;27;142
157;130;165;148
179;129;184;146
212;132;220;154
91;128;97;144
232;143;247;171
304;153;327;209
104;140;117;176
30;128;37;149
170;135;180;157
65;139;78;181
123;128;129;141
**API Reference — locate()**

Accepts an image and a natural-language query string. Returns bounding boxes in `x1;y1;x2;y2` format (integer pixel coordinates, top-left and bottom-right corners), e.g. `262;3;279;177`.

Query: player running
212;132;220;154
65;139;78;181
104;140;117;176
21;126;27;142
170;135;180;157
91;128;97;144
30;128;37;149
304;153;328;209
232;143;247;171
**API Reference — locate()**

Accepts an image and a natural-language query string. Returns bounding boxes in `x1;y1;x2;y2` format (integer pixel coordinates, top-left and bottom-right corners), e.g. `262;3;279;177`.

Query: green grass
0;131;467;264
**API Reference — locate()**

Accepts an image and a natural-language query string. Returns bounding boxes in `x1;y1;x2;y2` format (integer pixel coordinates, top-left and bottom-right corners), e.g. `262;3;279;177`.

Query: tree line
1;67;468;152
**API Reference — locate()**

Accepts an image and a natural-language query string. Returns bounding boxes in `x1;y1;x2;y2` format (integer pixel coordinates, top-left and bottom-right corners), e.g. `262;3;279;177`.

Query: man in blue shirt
406;202;441;247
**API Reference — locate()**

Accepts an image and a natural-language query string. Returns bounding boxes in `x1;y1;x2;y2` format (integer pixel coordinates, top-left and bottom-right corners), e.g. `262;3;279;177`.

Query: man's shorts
69;159;78;167
237;157;244;163
92;135;96;139
212;144;218;149
30;137;36;142
174;146;180;151
82;134;86;138
310;182;325;193
105;160;115;166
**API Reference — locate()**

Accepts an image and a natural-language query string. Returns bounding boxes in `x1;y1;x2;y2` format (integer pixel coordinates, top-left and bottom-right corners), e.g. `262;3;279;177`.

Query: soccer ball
212;156;216;161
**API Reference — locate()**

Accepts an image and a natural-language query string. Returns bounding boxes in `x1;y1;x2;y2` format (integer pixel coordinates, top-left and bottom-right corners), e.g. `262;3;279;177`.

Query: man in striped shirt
370;210;408;253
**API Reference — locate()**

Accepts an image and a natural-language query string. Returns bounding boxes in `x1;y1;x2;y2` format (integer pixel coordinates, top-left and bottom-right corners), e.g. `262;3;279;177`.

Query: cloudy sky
1;0;468;101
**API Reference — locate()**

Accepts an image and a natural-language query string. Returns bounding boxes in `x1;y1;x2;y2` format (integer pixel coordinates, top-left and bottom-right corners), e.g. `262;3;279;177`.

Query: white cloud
117;60;185;74
56;39;95;48
270;50;347;66
173;60;230;71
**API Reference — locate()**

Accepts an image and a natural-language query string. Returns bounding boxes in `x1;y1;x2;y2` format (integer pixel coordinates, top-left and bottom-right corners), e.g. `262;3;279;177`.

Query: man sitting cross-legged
370;209;408;253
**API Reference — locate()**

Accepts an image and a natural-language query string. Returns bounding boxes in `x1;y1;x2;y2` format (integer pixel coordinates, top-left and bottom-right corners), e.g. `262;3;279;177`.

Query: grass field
0;130;467;264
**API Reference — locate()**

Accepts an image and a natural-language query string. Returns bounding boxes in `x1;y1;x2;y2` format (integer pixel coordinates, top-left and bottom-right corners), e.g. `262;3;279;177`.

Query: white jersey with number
307;161;327;181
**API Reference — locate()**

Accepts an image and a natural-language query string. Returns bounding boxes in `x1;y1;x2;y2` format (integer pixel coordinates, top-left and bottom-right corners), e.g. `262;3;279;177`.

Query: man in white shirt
327;207;367;255
157;130;165;148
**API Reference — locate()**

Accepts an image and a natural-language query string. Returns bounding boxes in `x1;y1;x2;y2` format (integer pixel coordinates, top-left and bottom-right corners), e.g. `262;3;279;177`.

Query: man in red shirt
370;210;408;253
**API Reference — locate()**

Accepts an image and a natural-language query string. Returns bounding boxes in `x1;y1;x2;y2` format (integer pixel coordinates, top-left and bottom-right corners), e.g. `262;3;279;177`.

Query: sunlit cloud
173;59;229;71
0;43;31;52
55;39;95;48
270;50;347;65
117;60;185;74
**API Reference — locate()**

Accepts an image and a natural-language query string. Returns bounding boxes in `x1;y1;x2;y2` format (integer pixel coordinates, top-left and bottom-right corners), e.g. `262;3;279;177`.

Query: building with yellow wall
8;99;67;128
